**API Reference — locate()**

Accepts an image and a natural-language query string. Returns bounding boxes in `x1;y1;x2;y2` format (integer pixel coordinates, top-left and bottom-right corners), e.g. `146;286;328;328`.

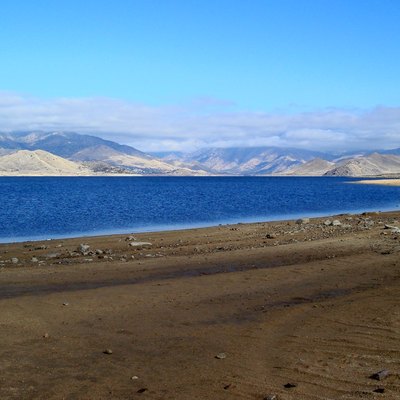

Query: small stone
296;218;310;224
264;395;277;400
125;236;137;241
31;257;39;263
43;333;49;338
95;249;103;255
284;383;297;389
131;376;139;380
215;352;226;359
370;369;389;381
79;244;90;255
137;388;148;393
11;257;19;264
266;234;276;239
331;220;342;226
45;252;60;259
324;219;332;226
129;241;152;248
62;302;69;306
103;349;113;355
373;388;385;394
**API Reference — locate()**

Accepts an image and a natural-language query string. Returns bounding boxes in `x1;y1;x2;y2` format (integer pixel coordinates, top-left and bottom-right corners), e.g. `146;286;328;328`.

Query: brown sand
1;211;400;399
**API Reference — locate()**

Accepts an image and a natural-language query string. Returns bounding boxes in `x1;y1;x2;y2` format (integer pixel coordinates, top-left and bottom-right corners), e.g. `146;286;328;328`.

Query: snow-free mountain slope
0;150;92;176
325;153;400;176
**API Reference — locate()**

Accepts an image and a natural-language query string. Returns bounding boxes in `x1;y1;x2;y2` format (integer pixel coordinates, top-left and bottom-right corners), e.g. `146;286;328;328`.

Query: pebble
264;395;277;400
11;257;19;264
62;302;69;306
370;369;389;381
43;333;49;338
284;383;297;389
129;242;152;247
215;352;227;359
103;349;113;355
125;236;137;241
296;218;310;224
31;257;39;263
131;376;139;380
79;244;90;255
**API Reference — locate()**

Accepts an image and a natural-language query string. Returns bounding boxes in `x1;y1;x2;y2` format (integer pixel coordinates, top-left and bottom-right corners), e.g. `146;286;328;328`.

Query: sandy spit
353;178;400;186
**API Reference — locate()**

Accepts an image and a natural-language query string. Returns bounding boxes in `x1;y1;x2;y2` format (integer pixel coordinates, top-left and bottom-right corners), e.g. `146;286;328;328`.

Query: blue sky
0;0;399;151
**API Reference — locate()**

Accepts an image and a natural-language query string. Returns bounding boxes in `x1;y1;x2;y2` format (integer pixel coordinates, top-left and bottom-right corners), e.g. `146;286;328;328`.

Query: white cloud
0;91;399;152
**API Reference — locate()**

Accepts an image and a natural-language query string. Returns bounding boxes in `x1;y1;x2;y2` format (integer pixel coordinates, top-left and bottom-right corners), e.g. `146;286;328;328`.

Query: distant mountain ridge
0;131;399;176
163;146;334;175
0;131;207;175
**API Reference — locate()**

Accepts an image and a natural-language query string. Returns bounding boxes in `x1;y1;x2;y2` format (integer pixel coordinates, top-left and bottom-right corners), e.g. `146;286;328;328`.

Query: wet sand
1;211;400;399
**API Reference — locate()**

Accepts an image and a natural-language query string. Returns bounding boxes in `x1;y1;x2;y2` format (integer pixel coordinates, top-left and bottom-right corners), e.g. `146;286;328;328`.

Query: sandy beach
1;211;400;399
354;179;400;186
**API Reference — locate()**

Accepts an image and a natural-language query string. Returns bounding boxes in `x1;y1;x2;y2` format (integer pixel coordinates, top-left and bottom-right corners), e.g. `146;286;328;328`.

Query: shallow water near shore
1;176;399;242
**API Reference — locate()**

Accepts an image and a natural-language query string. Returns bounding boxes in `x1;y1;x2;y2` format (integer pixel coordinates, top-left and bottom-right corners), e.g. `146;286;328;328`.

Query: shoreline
2;207;400;244
353;178;400;186
1;210;400;399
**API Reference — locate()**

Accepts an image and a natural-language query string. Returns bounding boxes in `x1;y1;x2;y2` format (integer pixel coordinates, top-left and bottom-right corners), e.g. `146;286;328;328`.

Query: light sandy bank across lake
353;178;400;186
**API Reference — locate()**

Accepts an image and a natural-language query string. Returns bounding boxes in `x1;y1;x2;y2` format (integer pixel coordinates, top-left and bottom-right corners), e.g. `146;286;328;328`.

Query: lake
0;176;399;243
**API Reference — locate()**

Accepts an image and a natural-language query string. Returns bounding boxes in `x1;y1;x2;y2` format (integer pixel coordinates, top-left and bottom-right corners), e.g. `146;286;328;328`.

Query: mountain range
0;131;399;177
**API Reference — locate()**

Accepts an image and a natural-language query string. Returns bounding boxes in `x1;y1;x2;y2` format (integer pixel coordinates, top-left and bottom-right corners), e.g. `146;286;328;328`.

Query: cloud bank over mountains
0;92;398;152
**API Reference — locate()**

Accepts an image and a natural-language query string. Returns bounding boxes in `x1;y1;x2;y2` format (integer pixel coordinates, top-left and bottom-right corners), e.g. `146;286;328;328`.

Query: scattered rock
370;369;390;381
331;220;342;226
62;302;69;306
384;224;398;230
137;388;148;393
296;218;310;224
79;244;90;255
373;388;385;394
266;234;276;239
103;349;113;355
31;257;39;263
11;257;19;264
95;249;103;255
324;219;332;226
125;235;137;241
223;384;231;390
284;383;297;389
215;352;226;359
43;333;49;338
45;252;60;259
34;245;48;250
129;242;152;248
131;376;139;380
264;395;277;400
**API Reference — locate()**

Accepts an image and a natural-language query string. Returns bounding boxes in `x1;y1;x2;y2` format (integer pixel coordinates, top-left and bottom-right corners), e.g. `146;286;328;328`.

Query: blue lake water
0;176;399;243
